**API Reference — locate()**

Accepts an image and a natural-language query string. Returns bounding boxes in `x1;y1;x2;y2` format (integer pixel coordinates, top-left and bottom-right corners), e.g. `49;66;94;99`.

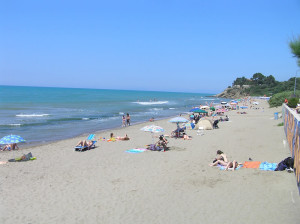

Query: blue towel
259;162;277;171
125;148;147;153
218;164;243;170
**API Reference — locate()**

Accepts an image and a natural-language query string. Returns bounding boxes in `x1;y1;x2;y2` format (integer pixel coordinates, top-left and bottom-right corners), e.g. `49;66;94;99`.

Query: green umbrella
189;108;208;113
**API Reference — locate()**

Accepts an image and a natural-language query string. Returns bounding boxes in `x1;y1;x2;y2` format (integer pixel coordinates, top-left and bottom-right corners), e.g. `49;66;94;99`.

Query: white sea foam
82;118;90;120
133;101;168;105
169;108;175;110
16;114;50;117
8;124;22;126
152;108;163;111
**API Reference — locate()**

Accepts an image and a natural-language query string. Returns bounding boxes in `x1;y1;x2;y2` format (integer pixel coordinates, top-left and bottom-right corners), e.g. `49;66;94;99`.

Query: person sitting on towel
156;135;168;149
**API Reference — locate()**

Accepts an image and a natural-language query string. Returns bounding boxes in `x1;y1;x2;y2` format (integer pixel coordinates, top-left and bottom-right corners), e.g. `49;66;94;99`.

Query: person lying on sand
116;134;130;141
183;133;192;140
225;160;242;171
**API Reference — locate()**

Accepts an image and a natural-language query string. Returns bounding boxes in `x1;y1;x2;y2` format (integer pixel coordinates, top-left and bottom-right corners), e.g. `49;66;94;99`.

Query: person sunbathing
116;134;130;141
209;159;228;167
225;160;241;171
76;140;93;148
2;143;19;151
183;133;192;140
214;150;228;163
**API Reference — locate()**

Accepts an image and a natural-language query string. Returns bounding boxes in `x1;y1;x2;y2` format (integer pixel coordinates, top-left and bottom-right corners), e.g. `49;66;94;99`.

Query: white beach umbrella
141;125;164;143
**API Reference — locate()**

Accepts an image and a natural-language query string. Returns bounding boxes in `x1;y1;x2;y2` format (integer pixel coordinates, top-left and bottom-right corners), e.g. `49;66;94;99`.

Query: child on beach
122;115;126;127
108;133;116;142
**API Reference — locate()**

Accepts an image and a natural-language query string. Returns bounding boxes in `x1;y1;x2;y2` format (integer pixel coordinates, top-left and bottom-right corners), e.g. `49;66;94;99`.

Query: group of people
209;150;241;171
122;113;131;127
0;143;19;151
219;115;229;122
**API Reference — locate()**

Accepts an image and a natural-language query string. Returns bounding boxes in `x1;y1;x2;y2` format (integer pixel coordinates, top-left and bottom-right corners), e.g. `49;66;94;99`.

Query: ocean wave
0;123;23;127
16;114;50;117
169;108;176;110
133;101;169;105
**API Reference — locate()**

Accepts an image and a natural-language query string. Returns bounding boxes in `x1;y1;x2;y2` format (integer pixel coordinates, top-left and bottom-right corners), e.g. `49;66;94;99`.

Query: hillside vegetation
216;73;300;107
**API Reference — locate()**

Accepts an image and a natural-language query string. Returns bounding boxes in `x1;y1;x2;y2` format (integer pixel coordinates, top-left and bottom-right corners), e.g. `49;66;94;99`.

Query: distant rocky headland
215;85;250;99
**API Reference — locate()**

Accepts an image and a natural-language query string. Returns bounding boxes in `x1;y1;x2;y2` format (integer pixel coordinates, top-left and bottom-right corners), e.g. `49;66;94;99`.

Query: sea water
0;86;228;146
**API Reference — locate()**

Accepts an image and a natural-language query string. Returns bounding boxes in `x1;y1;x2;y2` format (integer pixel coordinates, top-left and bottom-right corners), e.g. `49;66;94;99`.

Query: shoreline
16;114;180;150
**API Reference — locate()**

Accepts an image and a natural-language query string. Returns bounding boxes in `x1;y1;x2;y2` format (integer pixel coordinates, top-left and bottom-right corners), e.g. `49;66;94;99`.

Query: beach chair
75;134;97;152
197;126;204;136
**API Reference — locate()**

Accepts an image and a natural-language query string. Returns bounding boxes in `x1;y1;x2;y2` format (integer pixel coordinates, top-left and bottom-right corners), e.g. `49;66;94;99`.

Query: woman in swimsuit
209;150;228;166
2;143;19;151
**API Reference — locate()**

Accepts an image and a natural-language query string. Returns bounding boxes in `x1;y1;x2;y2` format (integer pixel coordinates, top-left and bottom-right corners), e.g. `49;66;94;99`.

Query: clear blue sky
1;0;300;94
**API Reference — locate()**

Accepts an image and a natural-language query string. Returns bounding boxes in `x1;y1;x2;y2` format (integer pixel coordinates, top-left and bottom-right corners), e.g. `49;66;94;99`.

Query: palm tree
290;36;300;67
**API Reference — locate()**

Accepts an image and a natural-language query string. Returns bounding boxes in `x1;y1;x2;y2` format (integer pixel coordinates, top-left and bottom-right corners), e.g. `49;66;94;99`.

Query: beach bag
275;157;294;171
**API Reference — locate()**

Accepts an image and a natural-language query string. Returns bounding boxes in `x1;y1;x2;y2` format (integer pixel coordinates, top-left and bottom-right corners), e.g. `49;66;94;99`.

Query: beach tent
195;119;213;130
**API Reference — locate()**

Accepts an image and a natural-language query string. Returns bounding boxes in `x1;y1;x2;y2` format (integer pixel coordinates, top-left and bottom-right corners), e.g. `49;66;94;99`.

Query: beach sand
1;100;300;224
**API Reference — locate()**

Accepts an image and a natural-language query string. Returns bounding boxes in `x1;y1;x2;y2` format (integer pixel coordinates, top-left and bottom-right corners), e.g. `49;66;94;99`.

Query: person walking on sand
122;115;126;127
126;113;131;126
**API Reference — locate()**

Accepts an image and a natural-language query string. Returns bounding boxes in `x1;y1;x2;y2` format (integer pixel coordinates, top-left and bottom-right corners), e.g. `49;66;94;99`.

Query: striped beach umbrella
141;125;164;143
141;125;164;133
0;135;26;144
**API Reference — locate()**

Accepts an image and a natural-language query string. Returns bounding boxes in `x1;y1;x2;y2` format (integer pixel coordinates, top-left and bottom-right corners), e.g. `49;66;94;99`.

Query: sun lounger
75;134;97;152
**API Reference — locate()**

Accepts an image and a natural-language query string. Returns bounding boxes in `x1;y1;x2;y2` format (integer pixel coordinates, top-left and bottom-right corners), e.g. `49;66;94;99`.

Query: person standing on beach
126;113;131;126
122;115;126;127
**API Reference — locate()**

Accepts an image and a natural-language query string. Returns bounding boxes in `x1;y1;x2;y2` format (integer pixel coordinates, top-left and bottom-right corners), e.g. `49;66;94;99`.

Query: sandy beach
1;99;300;224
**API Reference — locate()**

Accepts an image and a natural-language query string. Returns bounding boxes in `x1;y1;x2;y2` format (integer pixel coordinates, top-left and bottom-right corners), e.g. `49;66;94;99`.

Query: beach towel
259;162;277;171
125;148;148;153
8;152;36;162
243;161;261;168
218;164;242;170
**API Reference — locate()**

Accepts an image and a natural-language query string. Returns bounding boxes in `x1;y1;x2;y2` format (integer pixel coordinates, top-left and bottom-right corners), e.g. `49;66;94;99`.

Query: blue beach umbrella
0;135;26;144
169;117;189;136
169;117;189;124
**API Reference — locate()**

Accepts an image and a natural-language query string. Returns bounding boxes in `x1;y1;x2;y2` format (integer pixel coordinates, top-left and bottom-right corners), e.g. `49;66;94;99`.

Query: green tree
233;76;249;86
251;73;266;85
289;36;300;67
265;75;276;86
